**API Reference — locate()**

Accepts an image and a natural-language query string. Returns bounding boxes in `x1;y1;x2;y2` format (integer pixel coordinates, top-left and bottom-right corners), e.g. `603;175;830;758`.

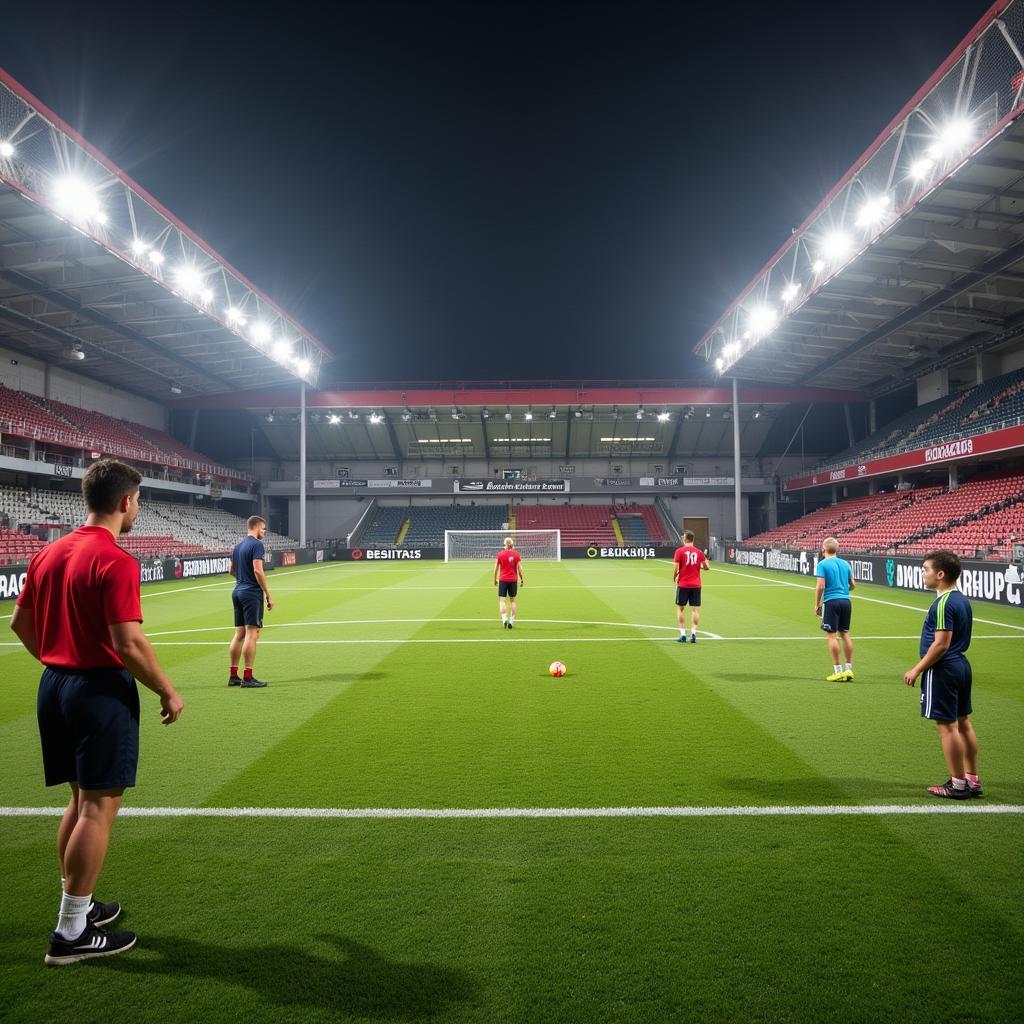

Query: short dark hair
82;459;142;514
247;515;266;531
683;530;695;542
924;550;962;584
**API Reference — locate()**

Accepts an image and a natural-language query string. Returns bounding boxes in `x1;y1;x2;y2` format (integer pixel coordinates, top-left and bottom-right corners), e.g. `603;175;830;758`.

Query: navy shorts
37;667;140;790
233;587;264;628
820;598;852;633
921;659;973;722
675;587;702;607
498;580;518;598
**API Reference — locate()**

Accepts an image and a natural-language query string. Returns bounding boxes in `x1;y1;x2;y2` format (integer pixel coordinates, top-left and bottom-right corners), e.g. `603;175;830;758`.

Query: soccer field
2;558;1022;1023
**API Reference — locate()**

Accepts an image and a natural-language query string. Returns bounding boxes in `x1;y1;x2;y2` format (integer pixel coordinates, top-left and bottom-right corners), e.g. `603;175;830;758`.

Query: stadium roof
0;68;330;402
696;0;1024;397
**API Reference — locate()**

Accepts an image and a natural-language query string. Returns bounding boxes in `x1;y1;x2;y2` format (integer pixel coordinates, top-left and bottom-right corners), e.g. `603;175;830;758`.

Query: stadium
1;3;1023;1022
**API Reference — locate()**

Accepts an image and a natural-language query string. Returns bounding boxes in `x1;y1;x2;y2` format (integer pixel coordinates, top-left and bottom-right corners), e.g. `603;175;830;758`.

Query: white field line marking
710;564;1024;632
1;804;1020;819
267;583;782;591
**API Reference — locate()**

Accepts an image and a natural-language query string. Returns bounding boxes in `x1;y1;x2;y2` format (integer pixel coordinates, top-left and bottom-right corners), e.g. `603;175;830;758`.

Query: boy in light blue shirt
814;537;855;681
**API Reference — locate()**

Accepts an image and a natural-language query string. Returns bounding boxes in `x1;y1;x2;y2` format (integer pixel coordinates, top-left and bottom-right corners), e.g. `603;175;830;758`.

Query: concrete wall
0;343;166;429
663;494;748;542
286;498;375;541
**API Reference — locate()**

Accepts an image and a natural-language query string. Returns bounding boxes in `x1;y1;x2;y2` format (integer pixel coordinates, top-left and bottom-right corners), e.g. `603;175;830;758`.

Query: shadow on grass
103;933;477;1018
712;673;802;683
268;671;390;686
720;776;926;802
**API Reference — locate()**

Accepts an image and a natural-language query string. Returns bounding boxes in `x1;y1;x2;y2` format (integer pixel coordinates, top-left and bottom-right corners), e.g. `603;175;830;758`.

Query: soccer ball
549;661;566;677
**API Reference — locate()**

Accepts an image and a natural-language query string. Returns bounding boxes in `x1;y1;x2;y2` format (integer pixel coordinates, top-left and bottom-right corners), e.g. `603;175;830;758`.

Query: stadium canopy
178;382;863;463
0;68;330;402
695;0;1024;397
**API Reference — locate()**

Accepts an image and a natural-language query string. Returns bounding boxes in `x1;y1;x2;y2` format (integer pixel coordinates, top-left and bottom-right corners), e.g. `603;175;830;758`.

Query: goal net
444;529;561;562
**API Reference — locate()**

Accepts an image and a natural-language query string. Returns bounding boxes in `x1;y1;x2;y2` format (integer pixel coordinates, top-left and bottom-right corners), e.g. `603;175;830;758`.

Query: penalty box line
1;805;1022;820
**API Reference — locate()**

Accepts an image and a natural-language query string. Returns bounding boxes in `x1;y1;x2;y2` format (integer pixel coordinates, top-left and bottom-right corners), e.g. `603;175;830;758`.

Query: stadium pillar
299;382;307;547
868;400;877;434
844;404;855;446
949;464;959;490
732;377;742;541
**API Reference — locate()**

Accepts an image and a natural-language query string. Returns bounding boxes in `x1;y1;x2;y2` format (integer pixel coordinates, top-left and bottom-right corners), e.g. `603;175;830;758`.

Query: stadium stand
514;504;617;548
399;505;507;548
614;504;668;546
360;506;408;547
0;385;251;482
0;527;46;565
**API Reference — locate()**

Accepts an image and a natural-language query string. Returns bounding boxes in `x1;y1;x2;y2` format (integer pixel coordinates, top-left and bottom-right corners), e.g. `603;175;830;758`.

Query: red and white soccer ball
549;661;566;677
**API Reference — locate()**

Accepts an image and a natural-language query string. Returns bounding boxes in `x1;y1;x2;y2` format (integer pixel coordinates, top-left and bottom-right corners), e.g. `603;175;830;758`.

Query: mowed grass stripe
204;562;851;809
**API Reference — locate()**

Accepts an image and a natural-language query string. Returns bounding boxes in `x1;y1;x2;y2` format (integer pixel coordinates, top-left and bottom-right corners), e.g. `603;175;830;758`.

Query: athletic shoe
675;635;687;643
927;779;972;799
507;622;513;630
689;635;697;644
826;672;847;682
240;677;267;688
86;899;120;927
843;671;854;681
967;779;984;798
228;675;242;687
44;921;137;966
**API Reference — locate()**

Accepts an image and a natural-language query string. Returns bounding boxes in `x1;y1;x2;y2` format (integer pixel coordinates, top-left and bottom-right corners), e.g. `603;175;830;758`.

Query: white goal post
444;529;561;562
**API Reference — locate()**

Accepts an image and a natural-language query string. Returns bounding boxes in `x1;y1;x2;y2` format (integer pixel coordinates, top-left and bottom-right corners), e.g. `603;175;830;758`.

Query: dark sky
3;0;994;385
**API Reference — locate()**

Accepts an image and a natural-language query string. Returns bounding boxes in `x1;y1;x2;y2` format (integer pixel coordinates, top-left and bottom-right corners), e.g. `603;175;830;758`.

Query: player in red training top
493;536;525;629
673;529;709;644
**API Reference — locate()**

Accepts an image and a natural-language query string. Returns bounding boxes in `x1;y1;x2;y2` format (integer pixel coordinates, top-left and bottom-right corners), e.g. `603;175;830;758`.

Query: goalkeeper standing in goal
494;537;525;629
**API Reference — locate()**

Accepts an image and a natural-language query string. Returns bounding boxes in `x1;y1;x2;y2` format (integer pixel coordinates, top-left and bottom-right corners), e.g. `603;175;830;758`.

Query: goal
444;529;561;562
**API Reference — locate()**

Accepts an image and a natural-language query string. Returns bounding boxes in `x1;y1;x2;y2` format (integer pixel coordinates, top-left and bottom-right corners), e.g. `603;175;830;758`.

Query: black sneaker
967;780;984;798
507;622;513;630
927;779;972;799
44;921;137;966
228;675;242;687
86;898;120;927
240;677;267;688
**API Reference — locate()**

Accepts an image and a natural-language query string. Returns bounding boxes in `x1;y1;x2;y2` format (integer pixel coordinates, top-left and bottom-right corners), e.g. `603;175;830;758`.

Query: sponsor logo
457;479;568;493
351;549;364;560
886;558;896;587
765;549;811;574
596;477;634;487
53;463;73;478
829;469;847;481
140;559;165;583
316;550;325;563
639;477;680;487
735;549;765;567
281;552;297;566
959;565;1022;606
924;438;974;463
366;479;434;488
0;570;27;599
365;548;422;560
727;548;735;559
313;479;341;489
683;477;734;486
180;557;231;579
586;546;598;558
857;465;867;476
850;560;873;583
596;547;656;559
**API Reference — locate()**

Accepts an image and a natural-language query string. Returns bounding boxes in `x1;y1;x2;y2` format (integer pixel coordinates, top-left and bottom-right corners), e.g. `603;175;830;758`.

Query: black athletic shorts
921;659;973;722
37;667;140;789
675;586;702;607
497;580;518;598
233;586;264;628
820;598;852;633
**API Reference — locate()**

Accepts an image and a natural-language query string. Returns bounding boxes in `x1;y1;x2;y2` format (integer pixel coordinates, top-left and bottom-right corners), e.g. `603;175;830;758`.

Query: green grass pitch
1;558;1022;1023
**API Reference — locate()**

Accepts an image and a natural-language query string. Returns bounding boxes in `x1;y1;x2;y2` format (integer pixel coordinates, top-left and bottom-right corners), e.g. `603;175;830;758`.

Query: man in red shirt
493;536;525;629
672;530;709;644
10;459;184;965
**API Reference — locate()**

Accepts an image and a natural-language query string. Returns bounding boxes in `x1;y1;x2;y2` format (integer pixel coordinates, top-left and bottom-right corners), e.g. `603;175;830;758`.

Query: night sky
3;1;994;385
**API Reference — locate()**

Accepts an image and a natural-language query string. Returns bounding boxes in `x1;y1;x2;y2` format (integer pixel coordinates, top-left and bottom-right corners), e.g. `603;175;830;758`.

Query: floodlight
909;157;934;180
657;411;670;422
715;357;725;372
821;230;853;264
401;411;412;422
932;118;973;157
296;358;311;376
52;176;105;225
635;408;644;420
812;258;826;274
549;408;557;419
747;305;778;337
524;411;533;421
753;407;762;420
348;411;360;420
272;339;292;361
130;239;149;257
226;307;247;327
705;407;713;417
199;287;214;304
250;322;271;346
170;383;183;395
174;265;204;294
781;282;799;302
95;211;109;226
328;414;341;425
574;409;582;418
265;413;274;423
0;141;14;158
481;408;490;419
369;412;384;425
68;345;85;361
723;341;740;359
855;194;891;229
148;250;164;266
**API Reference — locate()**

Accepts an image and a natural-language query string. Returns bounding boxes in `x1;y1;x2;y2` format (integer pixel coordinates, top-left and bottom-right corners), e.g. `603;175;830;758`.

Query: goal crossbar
444;529;561;562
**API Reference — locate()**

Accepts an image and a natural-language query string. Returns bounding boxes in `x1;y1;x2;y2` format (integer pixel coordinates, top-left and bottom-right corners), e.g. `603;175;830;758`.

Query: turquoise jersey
815;556;852;602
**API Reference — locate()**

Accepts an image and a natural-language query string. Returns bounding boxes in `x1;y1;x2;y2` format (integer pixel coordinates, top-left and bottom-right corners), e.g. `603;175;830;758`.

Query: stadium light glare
0;141;14;158
781;282;800;302
600;436;655;442
821;230;853;265
401;411;412;422
174;265;204;294
747;305;778;337
812;258;826;274
226;307;247;327
909;157;934;180
328;414;341;425
250;322;271;346
657;411;670;422
481;408;490;419
574;409;582;418
722;341;740;359
524;412;533;421
52;176;105;225
715;357;725;372
272;339;292;361
369;412;384;424
504;411;512;421
148;250;165;266
932;118;974;157
636;408;644;420
296;358;311;376
753;407;762;420
199;287;214;304
549;408;557;419
705;407;712;418
855;194;891;229
130;238;149;257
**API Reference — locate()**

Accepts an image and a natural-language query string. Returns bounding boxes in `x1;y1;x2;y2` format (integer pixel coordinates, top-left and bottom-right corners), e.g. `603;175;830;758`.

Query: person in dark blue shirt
228;515;274;689
814;537;856;681
903;550;980;799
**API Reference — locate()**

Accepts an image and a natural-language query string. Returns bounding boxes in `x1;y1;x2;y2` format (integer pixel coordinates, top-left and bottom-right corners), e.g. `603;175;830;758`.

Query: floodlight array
0;71;326;385
701;2;1024;375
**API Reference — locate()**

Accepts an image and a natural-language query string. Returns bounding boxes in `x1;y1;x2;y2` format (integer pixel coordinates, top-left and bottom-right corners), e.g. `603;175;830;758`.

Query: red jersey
16;526;143;670
673;544;708;589
495;549;522;582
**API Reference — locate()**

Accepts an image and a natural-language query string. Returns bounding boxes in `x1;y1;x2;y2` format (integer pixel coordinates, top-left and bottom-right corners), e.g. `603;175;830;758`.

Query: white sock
951;777;967;790
501;614;507;623
833;665;842;674
691;630;697;637
680;628;686;637
845;663;853;672
56;891;92;940
510;615;516;623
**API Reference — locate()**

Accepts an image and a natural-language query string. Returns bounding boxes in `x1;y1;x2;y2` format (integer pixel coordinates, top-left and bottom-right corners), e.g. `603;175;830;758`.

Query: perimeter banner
722;545;1023;607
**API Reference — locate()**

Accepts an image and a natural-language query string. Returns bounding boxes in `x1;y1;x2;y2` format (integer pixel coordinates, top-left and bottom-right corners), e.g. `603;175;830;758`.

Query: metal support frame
299;382;307;547
732;377;742;542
